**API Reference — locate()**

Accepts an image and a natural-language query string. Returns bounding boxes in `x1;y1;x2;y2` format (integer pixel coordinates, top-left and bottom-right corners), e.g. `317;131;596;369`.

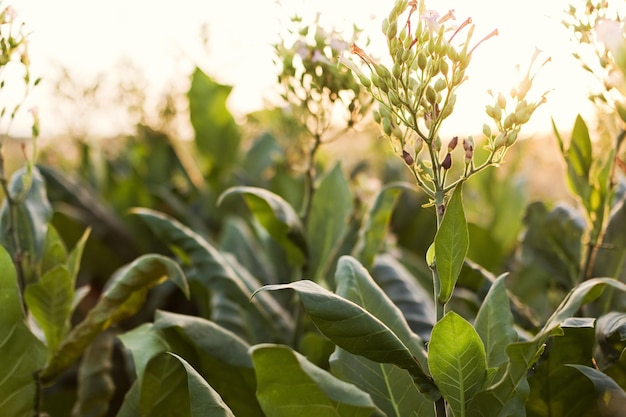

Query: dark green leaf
526;326;598;417
475;274;517;368
428;311;487;417
371;254;435;342
141;352;236;417
251;344;381;417
569;365;626;416
592;198;626;295
353;182;410;269
596;312;626;366
0;246;46;417
71;331;115;417
40;254;188;383
307;163;353;283
334;256;429;369
435;182;469;303
218;186;307;266
252;279;439;399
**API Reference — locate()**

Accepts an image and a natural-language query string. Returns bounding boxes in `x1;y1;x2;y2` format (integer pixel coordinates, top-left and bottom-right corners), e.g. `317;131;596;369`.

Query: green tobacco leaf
154;310;263;417
330;348;435;417
526;325;598;417
252;279;439;400
140;352;236;417
468;278;626;417
0;166;52;285
24;265;74;353
40;254;188;383
188;67;240;176
132;208;294;342
306;163;353;283
40;224;68;276
218;186;307;266
0;246;46;417
564;115;593;203
569;365;626;416
596;312;626;366
371;254;435;342
334;256;429;370
353;182;410;269
251;344;382;417
475;274;517;368
71;331;115;417
435;182;469;304
428;311;487;417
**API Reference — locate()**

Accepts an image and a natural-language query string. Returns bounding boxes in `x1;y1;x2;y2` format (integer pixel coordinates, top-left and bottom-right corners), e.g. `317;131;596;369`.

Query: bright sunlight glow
16;0;597;139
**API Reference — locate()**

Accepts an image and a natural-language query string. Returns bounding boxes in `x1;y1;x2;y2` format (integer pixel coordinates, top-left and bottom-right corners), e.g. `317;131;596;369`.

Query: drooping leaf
188;67;240;176
306;163;353;283
40;254;188;383
596;312;626;366
371;254;436;342
569;365;626;416
71;331;115;417
331;348;435;417
0;246;47;417
435;182;469;304
131;208;294;343
24;265;74;353
251;344;382;417
474;274;517;368
140;352;236;417
428;311;487;417
252;279;439;399
526;325;598;417
0;166;52;285
592;198;626;294
334;256;429;369
353;182;410;269
218;186;307;266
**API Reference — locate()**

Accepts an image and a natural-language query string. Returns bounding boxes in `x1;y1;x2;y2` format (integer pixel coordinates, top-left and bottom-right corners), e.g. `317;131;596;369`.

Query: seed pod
439;60;449;76
402;149;414;165
434;78;446;92
418;52;427;70
382;117;392;136
358;74;371;88
442;152;452;170
493;131;506;149
505;129;519;146
503;113;516;130
482;123;491;138
387;20;398;40
392;63;402;78
426;85;437;104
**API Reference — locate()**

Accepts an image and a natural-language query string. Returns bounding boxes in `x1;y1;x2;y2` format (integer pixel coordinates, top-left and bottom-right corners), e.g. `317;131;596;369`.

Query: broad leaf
140;352;236;417
562;115;593;204
306;163;353;283
251;344;382;417
569;365;626;416
71;331;115;417
0;246;46;417
435;182;469;304
40;224;68;276
475;274;517;368
24;265;74;353
188;67;240;176
526;325;598;417
596;312;626;366
0;166;52;285
428;311;487;417
252;280;439;399
132;208;294;342
331;348;435;417
468;278;626;417
218;186;307;266
334;256;429;370
353;182;410;269
371;254;435;342
40;254;188;383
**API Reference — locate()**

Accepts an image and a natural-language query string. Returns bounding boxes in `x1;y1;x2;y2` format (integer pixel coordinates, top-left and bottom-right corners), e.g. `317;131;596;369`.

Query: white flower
421;10;440;32
329;37;350;53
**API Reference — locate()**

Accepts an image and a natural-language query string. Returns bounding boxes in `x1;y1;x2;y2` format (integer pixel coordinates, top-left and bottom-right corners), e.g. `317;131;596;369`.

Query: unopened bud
505;130;519;146
426;85;437;104
463;136;474;163
441;152;452;170
372;110;381;124
392;63;402;78
503;113;516;130
387;20;398;40
402;150;414;165
382;117;392;136
482;123;491;138
497;92;506;109
434;78;446;92
434;136;441;152
493;131;506;149
414;137;424;154
418;52;427;70
439;60;449;76
448;136;458;151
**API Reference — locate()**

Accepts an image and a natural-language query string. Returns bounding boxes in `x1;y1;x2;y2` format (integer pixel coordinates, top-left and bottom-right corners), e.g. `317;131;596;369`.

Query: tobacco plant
1;0;626;416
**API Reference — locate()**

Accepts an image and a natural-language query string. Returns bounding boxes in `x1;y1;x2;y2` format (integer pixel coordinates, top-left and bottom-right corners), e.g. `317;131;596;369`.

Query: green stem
300;133;322;226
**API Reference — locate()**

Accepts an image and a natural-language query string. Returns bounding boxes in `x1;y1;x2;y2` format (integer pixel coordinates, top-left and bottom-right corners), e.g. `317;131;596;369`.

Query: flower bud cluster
274;14;373;137
483;49;548;159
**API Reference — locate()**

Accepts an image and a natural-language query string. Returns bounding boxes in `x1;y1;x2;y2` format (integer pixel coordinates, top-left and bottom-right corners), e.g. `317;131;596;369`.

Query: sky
11;0;601;140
